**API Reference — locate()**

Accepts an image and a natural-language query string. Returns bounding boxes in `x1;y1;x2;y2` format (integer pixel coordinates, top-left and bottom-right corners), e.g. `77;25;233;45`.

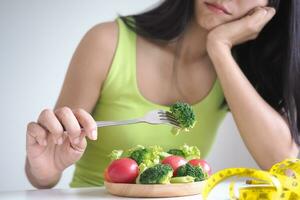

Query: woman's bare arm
26;21;118;188
208;44;299;170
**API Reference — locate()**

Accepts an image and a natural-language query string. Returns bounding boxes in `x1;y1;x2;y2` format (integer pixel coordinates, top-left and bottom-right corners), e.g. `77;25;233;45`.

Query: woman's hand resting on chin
206;6;276;52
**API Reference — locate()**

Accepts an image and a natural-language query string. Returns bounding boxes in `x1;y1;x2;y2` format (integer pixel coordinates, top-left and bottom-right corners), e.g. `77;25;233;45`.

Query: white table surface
0;181;244;200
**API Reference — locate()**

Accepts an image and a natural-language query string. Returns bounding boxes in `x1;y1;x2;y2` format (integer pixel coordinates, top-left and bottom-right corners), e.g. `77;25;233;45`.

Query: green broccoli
139;164;173;184
124;145;161;167
167;149;185;157
176;163;207;182
170;102;196;135
130;148;151;165
167;145;200;160
179;144;200;160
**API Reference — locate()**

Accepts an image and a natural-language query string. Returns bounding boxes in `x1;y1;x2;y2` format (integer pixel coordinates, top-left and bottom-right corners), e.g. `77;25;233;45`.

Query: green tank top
70;18;228;187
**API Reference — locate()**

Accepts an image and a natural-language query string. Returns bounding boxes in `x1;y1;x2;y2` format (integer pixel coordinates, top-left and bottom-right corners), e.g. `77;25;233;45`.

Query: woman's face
194;0;268;30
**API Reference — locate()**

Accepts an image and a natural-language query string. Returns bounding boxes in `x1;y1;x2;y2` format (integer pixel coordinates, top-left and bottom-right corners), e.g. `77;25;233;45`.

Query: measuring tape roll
202;159;300;200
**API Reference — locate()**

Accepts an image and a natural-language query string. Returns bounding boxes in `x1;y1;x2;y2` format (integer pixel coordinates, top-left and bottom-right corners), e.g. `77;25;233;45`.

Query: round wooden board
104;181;205;198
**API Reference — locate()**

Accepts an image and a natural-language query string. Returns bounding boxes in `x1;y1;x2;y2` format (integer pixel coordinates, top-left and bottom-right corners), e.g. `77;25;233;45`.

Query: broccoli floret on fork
169;102;196;135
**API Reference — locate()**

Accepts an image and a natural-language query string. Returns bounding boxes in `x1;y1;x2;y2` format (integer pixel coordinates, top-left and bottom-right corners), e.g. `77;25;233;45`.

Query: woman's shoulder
84;20;118;56
76;20;119;84
56;21;119;111
88;20;118;40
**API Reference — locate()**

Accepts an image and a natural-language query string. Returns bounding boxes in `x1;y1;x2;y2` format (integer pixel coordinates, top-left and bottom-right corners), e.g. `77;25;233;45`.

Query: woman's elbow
260;147;299;171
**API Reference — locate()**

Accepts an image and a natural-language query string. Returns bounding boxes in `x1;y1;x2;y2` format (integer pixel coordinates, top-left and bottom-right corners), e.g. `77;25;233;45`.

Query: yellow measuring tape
202;158;300;200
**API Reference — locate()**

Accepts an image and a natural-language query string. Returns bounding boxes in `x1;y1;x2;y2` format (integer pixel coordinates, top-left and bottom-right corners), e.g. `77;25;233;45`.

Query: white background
1;0;287;191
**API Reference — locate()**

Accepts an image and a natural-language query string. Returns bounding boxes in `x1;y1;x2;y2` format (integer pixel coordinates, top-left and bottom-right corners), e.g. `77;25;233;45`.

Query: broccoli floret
130;148;151;165
170;102;196;135
176;163;207;182
167;145;200;160
139;164;173;184
179;144;200;160
126;145;162;168
167;149;185;157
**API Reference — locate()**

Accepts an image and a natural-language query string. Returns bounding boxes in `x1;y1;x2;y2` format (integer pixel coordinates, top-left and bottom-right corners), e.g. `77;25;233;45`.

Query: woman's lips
205;2;232;15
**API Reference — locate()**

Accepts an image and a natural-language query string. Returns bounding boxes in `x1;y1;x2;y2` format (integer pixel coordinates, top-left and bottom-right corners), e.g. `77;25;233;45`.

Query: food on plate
128;145;159;166
169;102;196;135
167;144;201;160
139;164;173;184
108;149;123;161
176;163;208;182
104;167;111;182
161;155;187;176
170;176;195;183
130;148;151;165
104;144;210;185
167;149;185;157
106;158;139;183
188;159;212;175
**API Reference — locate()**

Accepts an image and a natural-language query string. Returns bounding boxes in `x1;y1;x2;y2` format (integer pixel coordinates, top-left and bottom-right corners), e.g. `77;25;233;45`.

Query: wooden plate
104;181;205;198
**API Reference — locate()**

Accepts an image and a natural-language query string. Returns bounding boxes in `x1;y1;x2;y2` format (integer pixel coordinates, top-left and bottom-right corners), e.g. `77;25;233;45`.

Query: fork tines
158;110;180;127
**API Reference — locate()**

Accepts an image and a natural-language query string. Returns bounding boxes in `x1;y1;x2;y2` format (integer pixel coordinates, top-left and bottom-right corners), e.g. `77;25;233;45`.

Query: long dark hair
120;0;300;146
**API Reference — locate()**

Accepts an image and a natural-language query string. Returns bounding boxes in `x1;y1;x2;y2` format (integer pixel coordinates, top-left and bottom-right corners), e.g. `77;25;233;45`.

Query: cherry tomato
188;159;212;175
103;167;111;182
162;156;187;175
107;158;139;183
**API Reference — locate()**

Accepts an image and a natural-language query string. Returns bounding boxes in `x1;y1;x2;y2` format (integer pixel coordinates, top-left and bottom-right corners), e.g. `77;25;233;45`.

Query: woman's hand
26;107;97;186
206;7;276;52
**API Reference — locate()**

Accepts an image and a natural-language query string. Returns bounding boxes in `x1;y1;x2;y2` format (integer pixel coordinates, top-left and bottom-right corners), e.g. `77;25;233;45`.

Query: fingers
73;108;97;141
35;107;97;147
54;107;81;144
70;136;87;154
229;6;275;43
246;7;276;30
207;6;276;49
27;122;48;146
38;109;64;145
263;7;276;23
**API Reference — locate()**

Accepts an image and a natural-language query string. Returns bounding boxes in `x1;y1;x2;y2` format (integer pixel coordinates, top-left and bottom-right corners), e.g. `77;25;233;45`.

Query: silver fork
95;109;180;128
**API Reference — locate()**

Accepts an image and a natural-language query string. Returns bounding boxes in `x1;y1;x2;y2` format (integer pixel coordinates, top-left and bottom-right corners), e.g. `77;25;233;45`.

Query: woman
25;0;299;188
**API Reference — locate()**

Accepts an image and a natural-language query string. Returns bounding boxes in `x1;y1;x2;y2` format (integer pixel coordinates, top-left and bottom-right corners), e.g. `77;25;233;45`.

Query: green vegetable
170;176;195;183
167;149;185;157
139;164;173;184
124;145;145;157
176;163;207;182
130;148;151;165
108;145;203;185
125;145;163;170
167;145;200;160
179;144;200;160
147;145;164;165
108;150;124;161
170;102;196;135
159;151;172;159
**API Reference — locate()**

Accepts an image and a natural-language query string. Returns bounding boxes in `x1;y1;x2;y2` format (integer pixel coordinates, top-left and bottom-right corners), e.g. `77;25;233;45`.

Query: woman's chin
197;19;223;31
199;22;219;31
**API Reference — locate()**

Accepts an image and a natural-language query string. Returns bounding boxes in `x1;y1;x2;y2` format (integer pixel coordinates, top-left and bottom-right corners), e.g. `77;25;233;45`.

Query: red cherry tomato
103;167;111;182
107;158;139;183
188;159;212;175
162;156;187;176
